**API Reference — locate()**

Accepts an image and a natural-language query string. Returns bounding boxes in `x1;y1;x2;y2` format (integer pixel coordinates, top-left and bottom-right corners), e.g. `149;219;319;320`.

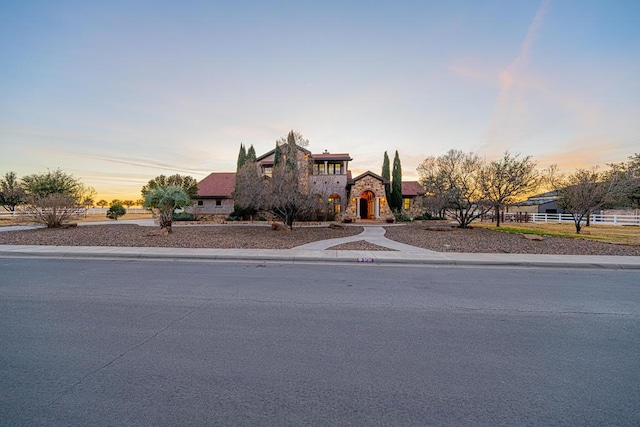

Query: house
401;181;426;217
192;172;236;218
193;144;424;221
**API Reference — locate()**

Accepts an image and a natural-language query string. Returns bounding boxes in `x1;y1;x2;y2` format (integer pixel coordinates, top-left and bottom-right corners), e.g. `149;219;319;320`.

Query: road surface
1;258;638;425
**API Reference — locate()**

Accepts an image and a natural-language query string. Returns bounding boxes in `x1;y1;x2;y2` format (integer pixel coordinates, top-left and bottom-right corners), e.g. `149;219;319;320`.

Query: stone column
356;197;361;218
375;197;380;218
324;161;328;174
343;161;347;173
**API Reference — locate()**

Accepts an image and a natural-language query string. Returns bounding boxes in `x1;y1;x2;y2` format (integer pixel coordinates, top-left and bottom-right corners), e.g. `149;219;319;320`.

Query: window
263;166;272;177
325;163;341;175
215;199;222;206
197;200;204;206
403;198;411;210
314;163;325;175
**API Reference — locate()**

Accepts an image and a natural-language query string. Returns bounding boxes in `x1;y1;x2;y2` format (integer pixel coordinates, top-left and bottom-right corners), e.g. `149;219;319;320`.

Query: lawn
474;221;640;246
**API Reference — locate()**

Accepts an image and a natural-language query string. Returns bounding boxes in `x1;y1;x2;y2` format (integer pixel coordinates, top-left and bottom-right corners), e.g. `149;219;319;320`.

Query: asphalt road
1;258;639;426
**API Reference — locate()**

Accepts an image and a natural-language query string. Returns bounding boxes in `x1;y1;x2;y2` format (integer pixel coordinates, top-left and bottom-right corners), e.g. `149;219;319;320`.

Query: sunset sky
1;0;639;201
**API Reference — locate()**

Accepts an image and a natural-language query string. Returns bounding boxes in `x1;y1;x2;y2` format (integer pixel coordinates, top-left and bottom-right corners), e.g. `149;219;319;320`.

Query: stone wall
344;175;392;221
191;199;234;217
404;195;425;218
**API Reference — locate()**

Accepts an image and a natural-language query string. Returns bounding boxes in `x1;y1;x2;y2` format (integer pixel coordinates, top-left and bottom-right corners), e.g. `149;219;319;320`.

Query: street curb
1;246;639;269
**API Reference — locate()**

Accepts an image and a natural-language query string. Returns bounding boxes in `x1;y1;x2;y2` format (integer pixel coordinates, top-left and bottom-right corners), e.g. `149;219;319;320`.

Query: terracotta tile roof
197;172;236;198
402;181;425;196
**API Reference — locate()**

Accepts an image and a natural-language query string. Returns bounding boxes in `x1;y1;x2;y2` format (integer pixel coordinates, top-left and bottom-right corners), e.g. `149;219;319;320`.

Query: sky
1;0;639;201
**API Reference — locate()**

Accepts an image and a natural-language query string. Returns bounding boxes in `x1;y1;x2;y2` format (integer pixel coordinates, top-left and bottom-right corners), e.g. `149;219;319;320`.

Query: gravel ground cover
1;222;639;255
383;223;640;256
0;224;362;249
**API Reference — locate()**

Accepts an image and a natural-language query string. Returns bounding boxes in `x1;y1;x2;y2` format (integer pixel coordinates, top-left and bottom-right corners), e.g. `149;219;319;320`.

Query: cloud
447;63;491;82
30;148;212;176
479;0;550;154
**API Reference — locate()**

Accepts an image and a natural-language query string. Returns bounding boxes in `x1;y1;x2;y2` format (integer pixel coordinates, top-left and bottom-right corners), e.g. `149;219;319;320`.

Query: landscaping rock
148;228;169;236
424;225;455;231
523;234;544;241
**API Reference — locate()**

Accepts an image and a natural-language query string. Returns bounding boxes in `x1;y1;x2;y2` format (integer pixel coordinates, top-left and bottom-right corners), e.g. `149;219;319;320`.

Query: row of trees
0;171;145;213
417;150;640;233
96;199;141;209
0;169;200;230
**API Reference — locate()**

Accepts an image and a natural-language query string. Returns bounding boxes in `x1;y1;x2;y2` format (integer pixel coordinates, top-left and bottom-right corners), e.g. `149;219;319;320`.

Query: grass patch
474;221;640;246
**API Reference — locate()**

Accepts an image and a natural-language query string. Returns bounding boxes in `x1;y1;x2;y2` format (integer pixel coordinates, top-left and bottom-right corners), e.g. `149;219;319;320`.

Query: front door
360;190;375;219
359;198;368;219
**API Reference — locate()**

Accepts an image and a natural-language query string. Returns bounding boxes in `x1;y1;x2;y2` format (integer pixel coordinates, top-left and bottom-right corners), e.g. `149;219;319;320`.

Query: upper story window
262;166;272;177
328;163;341;174
313;161;344;175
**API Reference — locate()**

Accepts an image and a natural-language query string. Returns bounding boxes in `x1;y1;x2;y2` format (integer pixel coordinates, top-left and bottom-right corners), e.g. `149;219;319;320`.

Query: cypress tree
391;150;403;210
246;145;256;162
274;143;282;166
381;151;391;201
285;130;297;170
236;143;247;170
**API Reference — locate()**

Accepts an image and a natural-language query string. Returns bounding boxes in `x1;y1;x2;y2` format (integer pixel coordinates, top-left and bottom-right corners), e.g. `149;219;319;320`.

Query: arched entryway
359;190;375;219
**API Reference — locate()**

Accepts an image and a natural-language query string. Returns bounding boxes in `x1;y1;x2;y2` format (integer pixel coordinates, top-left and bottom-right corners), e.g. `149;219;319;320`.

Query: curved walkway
294;226;439;254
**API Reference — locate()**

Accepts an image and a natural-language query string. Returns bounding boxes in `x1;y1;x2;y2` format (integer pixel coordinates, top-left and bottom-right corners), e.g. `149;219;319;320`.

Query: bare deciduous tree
276;130;309;148
608;153;640;208
481;151;540;226
19;169;87;227
234;131;319;229
556;167;629;233
233;161;266;219
417;149;492;228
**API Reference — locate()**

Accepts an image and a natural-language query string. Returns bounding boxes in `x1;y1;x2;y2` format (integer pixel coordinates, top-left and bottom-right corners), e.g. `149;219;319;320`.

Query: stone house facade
193;143;424;222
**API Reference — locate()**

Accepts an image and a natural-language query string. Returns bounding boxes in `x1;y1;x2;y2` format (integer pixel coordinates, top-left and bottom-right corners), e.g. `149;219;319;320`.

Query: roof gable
349;170;389;185
256;143;311;163
197;172;236;198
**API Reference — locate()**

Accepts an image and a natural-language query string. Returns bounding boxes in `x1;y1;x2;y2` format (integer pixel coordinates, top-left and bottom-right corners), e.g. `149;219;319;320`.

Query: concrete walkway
294;226;438;254
1;222;639;269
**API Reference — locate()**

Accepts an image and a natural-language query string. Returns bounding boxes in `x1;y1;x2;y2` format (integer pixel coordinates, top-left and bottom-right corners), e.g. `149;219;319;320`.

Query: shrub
393;210;411;222
106;203;126;220
172;212;195;221
415;212;444;220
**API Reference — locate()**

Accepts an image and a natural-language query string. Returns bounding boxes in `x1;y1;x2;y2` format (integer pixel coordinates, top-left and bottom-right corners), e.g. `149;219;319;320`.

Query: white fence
520;213;640;226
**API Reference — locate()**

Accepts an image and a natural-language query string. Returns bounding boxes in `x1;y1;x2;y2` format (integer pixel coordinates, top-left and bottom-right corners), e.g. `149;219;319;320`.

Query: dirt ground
1;221;639;255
